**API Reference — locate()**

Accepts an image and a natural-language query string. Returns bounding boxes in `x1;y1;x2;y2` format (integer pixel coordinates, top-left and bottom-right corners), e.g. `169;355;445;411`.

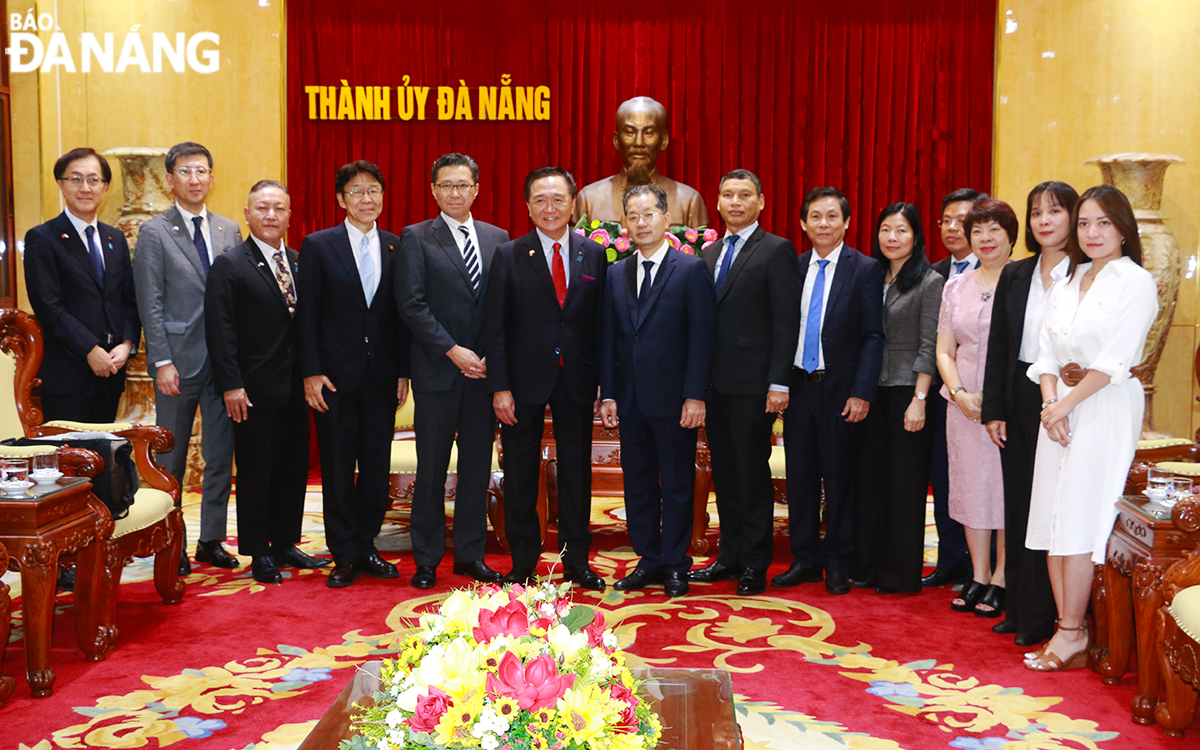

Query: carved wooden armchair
0;309;184;651
0;540;11;709
1155;498;1200;736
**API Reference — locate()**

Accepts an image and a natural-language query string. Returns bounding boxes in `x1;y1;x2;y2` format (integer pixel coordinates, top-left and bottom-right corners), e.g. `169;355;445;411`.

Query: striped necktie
458;226;480;291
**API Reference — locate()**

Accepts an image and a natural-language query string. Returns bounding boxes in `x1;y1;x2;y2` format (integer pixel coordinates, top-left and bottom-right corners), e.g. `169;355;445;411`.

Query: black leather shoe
503;567;536;585
992;618;1017;634
326;561;360;588
359;553;399;579
825;571;851;596
273;545;331;569
663;572;689;597
453;559;502;583
251;556;283;584
563;564;606;591
771;561;823;588
195;540;239;569
852;579;874;589
688;560;740;583
57;566;76;592
875;586;902;595
178;548;192;576
411;565;437;589
613;568;664;591
736;568;767;596
921;566;971;588
1015;631;1049;648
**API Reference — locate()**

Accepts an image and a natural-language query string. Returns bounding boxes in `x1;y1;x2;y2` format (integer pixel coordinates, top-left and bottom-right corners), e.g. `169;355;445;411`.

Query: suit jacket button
634;336;640;343
554;347;561;355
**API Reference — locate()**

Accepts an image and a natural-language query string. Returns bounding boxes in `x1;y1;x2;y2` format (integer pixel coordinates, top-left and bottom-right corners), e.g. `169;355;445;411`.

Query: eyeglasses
345;187;383;198
937;218;964;228
434;182;475;193
626;211;662;225
174;167;212;179
62;174;104;186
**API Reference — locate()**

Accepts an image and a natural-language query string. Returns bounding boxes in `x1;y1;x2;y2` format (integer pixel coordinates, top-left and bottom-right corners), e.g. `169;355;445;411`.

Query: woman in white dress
1023;185;1158;671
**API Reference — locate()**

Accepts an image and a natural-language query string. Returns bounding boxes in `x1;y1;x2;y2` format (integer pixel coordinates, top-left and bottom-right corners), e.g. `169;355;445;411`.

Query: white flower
480;733;500;750
603;632;618;649
548;623;588;663
376;740;390;750
385;708;404;729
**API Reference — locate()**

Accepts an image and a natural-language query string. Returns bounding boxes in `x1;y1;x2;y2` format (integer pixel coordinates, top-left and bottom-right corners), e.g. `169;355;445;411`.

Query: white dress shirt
948;252;980;277
793;243;844;370
344;219;381;300
250;234;296;297
64;209;104;268
1018;254;1069;364
441;212;480;258
176;203;214;264
635;241;669;293
536;228;571;291
713;221;759;275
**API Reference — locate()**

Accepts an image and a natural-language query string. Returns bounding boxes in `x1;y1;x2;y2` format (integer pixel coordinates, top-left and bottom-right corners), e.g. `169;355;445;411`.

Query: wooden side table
1094;495;1200;724
0;539;13;708
0;477;105;698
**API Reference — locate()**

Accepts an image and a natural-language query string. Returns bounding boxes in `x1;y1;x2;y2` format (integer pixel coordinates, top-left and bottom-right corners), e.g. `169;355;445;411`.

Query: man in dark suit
24;148;139;424
397;153;510;590
297;160;411;589
773;187;884;596
600;185;716;597
206;181;330;584
484;167;607;588
134;142;242;573
690;170;800;596
923;188;985;588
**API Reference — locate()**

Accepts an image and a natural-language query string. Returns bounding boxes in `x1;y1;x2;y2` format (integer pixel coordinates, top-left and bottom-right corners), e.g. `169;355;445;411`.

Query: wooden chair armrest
113;426;180;502
55;446;104;479
1174;497;1200;535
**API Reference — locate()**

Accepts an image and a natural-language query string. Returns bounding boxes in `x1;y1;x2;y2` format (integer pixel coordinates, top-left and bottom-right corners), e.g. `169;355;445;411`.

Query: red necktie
552;242;567;307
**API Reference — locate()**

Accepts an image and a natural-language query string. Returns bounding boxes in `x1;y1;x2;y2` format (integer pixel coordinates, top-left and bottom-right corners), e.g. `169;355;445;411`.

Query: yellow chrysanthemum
435;704;481;747
491;696;520;722
445;676;486;711
557;684;609;743
530;706;556;727
605;733;647;750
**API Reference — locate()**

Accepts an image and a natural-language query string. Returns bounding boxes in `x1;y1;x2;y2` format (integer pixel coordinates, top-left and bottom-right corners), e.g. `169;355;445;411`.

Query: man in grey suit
397;153;510;590
133;142;242;573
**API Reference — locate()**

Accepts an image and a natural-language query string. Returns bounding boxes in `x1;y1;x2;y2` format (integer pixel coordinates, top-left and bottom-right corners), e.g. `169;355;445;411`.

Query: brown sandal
1024;622;1089;672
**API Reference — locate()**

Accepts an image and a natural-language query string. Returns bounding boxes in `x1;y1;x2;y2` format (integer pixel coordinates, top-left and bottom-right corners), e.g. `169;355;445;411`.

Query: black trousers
410;378;495;567
232;391;309;557
41;387;123;424
706;391;776;571
851;385;932;592
619;392;696;574
501;367;593;569
1001;364;1057;637
928;389;969;572
313;374;397;563
782;372;861;573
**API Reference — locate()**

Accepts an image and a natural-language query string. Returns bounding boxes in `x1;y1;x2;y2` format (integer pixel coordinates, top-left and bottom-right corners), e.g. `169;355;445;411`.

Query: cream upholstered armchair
0;309;184;650
1155;498;1200;736
388;391;508;550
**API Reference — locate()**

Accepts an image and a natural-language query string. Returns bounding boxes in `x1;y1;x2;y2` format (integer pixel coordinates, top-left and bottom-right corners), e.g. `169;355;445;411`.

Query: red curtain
285;0;995;260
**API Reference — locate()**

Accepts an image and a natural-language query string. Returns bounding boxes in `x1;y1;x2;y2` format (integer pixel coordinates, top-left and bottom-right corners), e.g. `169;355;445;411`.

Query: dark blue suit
297;223;411;564
783;246;884;573
601;248;716;573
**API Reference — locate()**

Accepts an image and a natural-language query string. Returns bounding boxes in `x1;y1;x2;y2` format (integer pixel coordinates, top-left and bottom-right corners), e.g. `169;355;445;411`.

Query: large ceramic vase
103;147;204;491
1086;152;1185;438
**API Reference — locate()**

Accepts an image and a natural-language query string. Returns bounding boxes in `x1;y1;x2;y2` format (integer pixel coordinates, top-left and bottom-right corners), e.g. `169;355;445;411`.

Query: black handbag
3;435;138;520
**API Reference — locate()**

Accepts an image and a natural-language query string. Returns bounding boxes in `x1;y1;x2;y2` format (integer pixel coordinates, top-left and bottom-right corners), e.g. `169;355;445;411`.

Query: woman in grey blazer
851;203;944;593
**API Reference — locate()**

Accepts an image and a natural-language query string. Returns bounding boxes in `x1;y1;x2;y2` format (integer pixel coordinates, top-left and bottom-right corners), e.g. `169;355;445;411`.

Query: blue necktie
715;236;737;293
638;259;654;314
802;259;830;372
192;216;210;274
954;260;969;275
84;226;105;286
359;234;376;305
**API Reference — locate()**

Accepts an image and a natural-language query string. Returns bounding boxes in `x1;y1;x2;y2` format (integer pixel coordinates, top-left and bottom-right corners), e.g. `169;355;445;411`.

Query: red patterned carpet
1;489;1192;749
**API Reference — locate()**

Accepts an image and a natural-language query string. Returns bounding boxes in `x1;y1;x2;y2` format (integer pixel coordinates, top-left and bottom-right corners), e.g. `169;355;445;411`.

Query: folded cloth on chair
4;432;138;519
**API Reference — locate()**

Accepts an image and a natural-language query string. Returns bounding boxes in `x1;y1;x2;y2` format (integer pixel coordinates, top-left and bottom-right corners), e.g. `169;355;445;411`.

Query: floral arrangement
573;215;718;264
343;581;662;750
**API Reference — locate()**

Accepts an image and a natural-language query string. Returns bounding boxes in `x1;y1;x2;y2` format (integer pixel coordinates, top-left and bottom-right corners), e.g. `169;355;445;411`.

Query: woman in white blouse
1023;185;1158;671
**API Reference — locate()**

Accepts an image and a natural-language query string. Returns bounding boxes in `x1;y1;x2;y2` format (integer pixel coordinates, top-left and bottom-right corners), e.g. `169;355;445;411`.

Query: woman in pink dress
935;199;1016;616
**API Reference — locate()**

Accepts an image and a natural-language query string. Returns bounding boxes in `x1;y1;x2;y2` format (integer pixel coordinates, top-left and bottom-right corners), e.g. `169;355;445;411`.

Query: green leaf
272;681;307;692
561;605;595;633
182;668;207;677
900;659;936;670
277;644;309;655
73;706;124;717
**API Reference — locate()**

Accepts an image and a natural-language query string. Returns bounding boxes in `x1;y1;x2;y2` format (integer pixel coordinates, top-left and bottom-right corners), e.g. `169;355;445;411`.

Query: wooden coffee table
299;662;741;749
0;477;106;698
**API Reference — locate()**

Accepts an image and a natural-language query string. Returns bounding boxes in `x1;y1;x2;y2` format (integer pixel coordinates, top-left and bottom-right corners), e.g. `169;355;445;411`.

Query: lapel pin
60;233;69;239
108;242;113;249
529;249;535;256
171;225;178;231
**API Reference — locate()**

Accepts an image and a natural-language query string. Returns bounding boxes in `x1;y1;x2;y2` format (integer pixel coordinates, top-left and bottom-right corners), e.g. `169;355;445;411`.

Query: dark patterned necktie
272;249;297;314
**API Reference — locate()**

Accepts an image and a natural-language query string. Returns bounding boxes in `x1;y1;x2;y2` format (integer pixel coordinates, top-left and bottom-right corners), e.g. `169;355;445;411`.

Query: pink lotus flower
701;240;716;252
588;229;612;247
619;227;629;236
703;228;719;243
684;228;699;243
573;228;586;237
681;244;695;255
614;237;632;252
473;598;530;643
582;611;607;649
530;616;555;634
665;233;681;250
609;683;639;732
408;685;452;734
486;652;576;710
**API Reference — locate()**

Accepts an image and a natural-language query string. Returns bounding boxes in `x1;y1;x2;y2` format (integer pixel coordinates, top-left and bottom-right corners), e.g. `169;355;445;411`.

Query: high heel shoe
951;580;987;613
1025;622;1090;671
974;584;1006;618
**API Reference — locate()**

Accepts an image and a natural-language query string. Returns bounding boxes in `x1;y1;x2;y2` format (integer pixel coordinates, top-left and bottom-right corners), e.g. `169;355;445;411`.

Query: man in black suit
484;167;607;588
773;187;884;595
297;160;411;589
600;185;716;597
922;188;985;588
206;181;330;584
24;147;139;423
397;153;510;590
690;170;800;596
